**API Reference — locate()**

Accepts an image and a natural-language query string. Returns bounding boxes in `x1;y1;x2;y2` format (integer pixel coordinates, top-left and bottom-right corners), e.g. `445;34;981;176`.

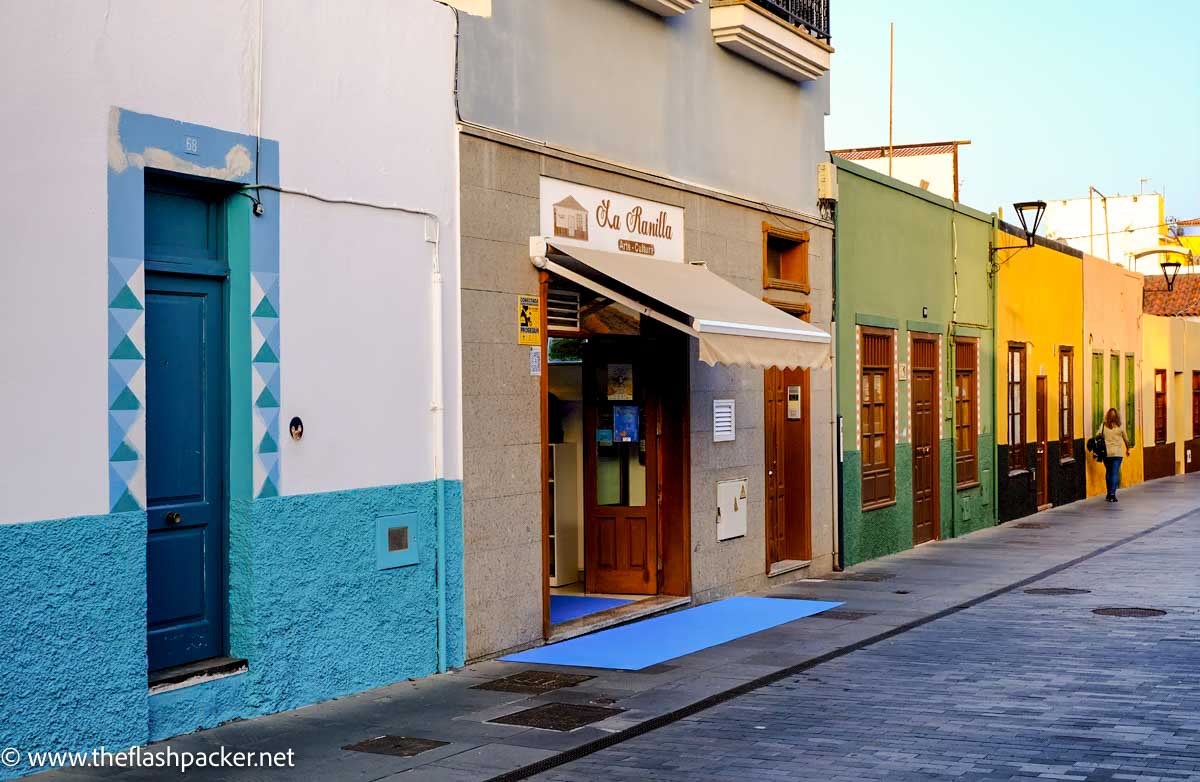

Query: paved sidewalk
34;474;1200;781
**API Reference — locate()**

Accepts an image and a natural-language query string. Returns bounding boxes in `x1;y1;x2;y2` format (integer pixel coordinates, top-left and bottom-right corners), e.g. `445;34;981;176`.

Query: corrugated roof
1143;272;1200;316
1176;217;1200;227
830;141;966;160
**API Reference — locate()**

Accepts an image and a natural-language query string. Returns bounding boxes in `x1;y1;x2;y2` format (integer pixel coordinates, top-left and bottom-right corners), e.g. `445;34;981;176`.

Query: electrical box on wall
716;478;748;541
376;513;419;570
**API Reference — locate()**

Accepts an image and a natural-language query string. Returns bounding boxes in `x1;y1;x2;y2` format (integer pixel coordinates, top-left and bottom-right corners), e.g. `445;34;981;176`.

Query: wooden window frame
860;326;895;509
953;337;978;489
1154;368;1168;445
761;222;810;294
1007;343;1027;472
1058;347;1074;461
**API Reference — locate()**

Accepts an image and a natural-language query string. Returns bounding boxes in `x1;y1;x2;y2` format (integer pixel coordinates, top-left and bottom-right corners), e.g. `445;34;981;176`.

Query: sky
825;0;1200;221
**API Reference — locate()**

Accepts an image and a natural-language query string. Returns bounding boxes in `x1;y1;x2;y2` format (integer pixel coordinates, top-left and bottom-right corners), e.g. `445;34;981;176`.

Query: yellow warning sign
518;294;541;345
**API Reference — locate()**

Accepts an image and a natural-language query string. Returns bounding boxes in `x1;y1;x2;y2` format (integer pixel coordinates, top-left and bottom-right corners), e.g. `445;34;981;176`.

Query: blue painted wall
1;482;464;777
0;512;149;778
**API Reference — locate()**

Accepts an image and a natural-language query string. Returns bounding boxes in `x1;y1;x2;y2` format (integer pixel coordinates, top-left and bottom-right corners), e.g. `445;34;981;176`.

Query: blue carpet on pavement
504;596;842;670
550;594;634;624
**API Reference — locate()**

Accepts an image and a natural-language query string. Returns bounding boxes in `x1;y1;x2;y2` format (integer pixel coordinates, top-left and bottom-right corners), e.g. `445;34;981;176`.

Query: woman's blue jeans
1103;456;1123;496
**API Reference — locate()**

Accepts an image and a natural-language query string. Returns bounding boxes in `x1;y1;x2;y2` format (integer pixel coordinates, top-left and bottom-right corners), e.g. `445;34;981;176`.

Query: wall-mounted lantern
1161;259;1182;292
989;200;1049;276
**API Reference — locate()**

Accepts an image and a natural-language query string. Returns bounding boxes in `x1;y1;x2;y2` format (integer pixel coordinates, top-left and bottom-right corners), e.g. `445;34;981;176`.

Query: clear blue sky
825;1;1200;220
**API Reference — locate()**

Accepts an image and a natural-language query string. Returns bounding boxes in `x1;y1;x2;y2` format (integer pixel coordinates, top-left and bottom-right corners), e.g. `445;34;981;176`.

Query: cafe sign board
539;176;684;263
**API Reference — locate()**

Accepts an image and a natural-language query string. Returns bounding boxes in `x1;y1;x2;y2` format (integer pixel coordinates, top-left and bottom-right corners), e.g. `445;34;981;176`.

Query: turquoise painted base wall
0;512;149;777
841;435;995;566
0;480;463;778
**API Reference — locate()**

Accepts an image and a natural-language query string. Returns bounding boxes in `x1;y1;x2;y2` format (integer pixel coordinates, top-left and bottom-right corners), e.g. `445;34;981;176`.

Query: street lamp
1131;247;1192;292
1011;201;1047;248
1160;259;1182;292
989;200;1049;275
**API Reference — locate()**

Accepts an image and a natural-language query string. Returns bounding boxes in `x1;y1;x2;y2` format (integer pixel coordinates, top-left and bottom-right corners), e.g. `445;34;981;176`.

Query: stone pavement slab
27;474;1200;781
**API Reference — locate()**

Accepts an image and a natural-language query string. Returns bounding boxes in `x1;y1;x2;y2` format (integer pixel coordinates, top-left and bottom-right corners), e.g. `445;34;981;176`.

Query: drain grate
489;702;624;732
1093;607;1167;618
1014;521;1050;529
1025;587;1092;596
343;736;449;757
893;590;911;595
818;609;875;621
769;593;835;601
471;670;594;695
832;572;895;582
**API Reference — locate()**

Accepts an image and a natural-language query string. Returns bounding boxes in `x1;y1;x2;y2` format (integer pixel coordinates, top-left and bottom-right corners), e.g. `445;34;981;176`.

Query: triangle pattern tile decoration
251;262;281;500
107;256;145;512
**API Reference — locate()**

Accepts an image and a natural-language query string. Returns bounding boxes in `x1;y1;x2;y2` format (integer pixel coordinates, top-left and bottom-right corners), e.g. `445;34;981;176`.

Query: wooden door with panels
763;300;812;572
583;340;658;595
910;335;939;546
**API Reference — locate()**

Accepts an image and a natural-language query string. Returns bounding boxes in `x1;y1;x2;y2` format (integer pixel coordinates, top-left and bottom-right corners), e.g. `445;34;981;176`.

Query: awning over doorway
530;238;831;369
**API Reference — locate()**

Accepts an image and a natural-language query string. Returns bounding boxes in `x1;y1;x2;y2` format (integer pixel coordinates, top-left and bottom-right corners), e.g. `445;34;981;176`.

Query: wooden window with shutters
1007;343;1027;471
762;223;810;293
954;338;978;487
1154;369;1167;445
1058;347;1074;460
860;327;895;508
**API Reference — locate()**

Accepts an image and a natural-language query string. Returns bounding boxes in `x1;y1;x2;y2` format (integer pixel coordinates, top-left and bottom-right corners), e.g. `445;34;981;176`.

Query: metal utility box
716;478;748;541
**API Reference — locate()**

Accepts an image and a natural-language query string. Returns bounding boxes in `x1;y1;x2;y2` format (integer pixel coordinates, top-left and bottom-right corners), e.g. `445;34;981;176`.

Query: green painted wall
834;158;996;566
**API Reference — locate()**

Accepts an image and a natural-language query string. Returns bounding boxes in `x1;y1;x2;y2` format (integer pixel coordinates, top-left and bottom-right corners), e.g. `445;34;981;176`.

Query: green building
831;157;997;566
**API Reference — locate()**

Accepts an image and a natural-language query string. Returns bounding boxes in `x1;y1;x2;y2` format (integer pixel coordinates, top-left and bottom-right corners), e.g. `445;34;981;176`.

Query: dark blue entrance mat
505;596;842;670
550;595;634;625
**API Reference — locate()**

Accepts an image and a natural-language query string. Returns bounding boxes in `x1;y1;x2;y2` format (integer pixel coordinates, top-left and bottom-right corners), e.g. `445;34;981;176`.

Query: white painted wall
852;153;956;200
1042;193;1167;273
0;0;463;524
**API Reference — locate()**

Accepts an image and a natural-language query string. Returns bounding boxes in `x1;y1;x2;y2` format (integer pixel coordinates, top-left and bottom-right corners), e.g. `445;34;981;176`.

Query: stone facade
460;131;835;660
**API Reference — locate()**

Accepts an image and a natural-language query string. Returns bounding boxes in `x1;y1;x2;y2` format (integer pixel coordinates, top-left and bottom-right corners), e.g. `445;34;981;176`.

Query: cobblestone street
539;503;1200;782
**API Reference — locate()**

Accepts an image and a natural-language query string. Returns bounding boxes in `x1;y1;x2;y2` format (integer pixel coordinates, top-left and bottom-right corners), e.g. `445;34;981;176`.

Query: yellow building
1082;255;1143;495
995;225;1085;521
1140;315;1200;479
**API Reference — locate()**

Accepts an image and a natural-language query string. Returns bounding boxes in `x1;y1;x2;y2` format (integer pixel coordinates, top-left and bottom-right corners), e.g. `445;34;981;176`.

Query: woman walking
1096;407;1131;502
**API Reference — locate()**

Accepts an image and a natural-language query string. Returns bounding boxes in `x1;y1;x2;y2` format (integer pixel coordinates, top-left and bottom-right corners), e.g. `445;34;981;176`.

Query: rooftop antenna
1139;177;1150;195
888;22;894;176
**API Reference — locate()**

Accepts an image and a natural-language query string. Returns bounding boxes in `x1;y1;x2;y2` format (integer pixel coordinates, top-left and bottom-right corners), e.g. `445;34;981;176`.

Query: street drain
472;670;593;695
489;702;624;732
1092;607;1167;618
832;572;895;582
1014;521;1050;529
1025;587;1092;596
819;609;875;621
893;590;911;595
343;736;449;757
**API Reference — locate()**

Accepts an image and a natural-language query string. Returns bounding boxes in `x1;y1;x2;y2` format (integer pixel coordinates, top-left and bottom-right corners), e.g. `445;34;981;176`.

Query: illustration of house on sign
553;195;589;240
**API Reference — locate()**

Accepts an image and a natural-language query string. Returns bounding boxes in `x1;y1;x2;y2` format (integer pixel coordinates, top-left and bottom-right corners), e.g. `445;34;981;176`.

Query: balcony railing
749;0;830;40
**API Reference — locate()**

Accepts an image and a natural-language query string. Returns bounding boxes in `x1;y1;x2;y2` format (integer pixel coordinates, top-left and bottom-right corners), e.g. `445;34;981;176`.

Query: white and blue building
0;1;470;775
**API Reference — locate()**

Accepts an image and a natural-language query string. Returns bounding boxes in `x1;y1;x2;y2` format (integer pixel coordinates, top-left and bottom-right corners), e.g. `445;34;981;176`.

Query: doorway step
768;559;811;578
547;595;690;644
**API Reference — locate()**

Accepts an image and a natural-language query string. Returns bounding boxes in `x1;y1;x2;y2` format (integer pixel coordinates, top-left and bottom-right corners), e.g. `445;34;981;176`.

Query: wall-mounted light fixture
989;200;1048;277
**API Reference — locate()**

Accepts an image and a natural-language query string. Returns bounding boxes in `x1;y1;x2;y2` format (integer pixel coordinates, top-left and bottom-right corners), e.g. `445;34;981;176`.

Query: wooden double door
764;367;810;567
583;340;658;595
911;336;939;546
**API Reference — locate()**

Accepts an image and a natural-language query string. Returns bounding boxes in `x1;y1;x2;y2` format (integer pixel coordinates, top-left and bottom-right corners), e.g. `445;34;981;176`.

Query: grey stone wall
459;132;834;660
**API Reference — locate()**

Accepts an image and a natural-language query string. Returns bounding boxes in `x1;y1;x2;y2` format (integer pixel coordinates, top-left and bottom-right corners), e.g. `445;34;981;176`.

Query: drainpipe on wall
991;216;1000;523
426;217;449;674
828;167;845;571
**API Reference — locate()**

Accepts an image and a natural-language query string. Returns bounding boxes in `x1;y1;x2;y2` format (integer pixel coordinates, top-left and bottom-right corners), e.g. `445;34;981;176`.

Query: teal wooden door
142;174;230;672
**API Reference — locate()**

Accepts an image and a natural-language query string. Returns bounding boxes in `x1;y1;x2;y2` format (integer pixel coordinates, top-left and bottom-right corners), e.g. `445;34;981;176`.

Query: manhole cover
1025;587;1092;596
819;609;875;621
1014;521;1049;529
833;572;895;582
489;702;624;731
343;736;449;757
471;670;593;695
1093;607;1167;618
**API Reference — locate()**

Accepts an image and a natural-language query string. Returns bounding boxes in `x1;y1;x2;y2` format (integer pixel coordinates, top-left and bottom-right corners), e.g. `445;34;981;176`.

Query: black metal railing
749;0;831;40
